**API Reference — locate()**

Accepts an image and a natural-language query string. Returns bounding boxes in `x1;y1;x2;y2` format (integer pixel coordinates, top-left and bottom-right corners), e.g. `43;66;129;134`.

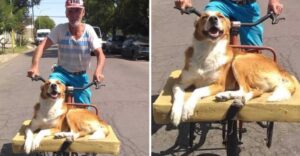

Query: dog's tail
24;127;34;154
88;121;109;140
89;128;107;140
280;70;297;95
268;71;297;101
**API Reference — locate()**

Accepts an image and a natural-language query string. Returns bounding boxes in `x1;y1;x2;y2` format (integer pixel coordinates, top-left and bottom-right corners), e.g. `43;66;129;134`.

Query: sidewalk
0;53;19;64
0;47;35;64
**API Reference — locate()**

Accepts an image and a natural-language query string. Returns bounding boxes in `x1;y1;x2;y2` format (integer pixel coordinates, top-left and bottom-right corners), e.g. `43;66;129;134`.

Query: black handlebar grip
30;75;46;83
95;81;100;89
174;6;201;17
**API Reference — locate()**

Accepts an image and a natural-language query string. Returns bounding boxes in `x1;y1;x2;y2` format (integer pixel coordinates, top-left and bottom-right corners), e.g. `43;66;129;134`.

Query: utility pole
10;0;15;53
31;0;35;42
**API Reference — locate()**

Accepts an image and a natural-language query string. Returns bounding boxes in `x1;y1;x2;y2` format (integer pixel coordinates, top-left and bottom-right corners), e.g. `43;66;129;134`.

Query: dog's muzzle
203;16;224;40
48;84;60;99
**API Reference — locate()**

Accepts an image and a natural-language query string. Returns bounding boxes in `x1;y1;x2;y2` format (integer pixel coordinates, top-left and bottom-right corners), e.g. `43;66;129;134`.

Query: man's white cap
65;0;84;9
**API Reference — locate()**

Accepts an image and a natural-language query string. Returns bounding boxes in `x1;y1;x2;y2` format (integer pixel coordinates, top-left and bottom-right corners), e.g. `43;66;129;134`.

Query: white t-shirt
48;23;101;72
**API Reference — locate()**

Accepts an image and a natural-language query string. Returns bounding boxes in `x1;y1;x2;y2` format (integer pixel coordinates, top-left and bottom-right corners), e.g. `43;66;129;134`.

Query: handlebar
239;11;285;26
30;75;46;83
29;75;104;91
70;81;105;91
174;6;201;16
175;7;285;26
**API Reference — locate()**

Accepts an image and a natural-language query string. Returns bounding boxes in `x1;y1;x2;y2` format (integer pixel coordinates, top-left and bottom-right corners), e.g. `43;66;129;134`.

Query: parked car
103;37;112;53
91;26;107;56
106;35;126;54
93;26;102;39
121;37;149;60
35;29;51;45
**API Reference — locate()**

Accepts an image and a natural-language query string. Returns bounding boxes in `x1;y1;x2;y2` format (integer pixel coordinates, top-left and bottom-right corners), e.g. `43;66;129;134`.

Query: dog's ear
40;84;44;91
40;81;50;99
223;16;231;36
194;17;200;28
40;81;49;91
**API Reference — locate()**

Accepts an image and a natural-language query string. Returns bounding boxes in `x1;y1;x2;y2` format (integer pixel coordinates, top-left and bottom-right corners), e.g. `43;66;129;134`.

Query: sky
29;0;68;26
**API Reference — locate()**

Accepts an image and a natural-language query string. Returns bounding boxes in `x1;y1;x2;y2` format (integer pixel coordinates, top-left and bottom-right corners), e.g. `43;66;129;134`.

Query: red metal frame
65;91;99;115
229;27;277;62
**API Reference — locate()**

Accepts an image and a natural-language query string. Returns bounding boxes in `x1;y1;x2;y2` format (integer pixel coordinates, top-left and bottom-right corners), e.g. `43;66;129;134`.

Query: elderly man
28;0;105;104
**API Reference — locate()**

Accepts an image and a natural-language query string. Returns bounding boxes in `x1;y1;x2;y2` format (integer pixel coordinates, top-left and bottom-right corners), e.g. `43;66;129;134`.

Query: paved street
152;0;300;155
0;46;149;156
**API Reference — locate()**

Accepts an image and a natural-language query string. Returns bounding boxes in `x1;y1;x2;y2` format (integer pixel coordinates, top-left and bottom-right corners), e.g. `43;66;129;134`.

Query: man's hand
93;72;104;82
268;0;283;15
175;0;192;10
27;67;40;78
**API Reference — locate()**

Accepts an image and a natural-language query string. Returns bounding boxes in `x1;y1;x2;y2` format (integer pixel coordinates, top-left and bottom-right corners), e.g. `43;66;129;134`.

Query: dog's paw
66;135;75;142
215;92;230;102
170;110;182;127
54;132;65;139
24;140;32;154
55;132;75;141
232;97;245;108
170;106;182;127
31;137;42;151
181;103;195;122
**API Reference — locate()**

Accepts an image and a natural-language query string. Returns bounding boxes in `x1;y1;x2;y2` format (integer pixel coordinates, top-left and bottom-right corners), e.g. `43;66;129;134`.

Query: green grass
0;46;33;55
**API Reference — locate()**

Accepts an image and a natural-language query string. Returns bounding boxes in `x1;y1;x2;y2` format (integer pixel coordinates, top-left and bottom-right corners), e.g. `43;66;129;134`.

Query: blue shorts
49;66;91;104
205;0;263;46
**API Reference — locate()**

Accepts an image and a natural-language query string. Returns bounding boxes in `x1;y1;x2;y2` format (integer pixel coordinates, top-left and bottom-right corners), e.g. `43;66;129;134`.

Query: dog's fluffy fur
171;11;296;126
24;79;109;154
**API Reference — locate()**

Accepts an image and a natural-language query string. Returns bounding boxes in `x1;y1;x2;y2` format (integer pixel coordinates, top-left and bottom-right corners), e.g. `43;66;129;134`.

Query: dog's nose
209;16;218;25
50;84;57;90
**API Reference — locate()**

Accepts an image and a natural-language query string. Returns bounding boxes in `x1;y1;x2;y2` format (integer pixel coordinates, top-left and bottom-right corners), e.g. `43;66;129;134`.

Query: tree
84;0;149;37
85;0;116;37
116;0;149;36
0;0;41;34
34;16;55;30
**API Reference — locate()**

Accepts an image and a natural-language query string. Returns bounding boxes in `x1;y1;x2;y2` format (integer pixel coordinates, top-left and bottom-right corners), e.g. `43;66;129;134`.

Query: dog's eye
217;15;224;19
202;16;208;20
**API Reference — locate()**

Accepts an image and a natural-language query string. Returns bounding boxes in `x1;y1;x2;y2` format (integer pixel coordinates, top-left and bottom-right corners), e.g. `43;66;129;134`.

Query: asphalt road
152;0;300;155
0;46;149;156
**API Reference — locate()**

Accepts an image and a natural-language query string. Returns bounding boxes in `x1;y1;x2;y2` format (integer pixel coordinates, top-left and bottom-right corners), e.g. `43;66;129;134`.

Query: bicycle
179;6;285;155
153;7;290;156
12;76;120;156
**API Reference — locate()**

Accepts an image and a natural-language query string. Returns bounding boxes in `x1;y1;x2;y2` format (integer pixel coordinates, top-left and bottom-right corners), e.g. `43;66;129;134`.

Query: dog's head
194;11;230;42
40;79;66;100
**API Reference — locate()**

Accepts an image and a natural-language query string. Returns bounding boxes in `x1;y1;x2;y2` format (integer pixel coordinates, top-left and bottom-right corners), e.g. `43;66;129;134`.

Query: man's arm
27;37;53;78
268;0;283;15
93;47;106;82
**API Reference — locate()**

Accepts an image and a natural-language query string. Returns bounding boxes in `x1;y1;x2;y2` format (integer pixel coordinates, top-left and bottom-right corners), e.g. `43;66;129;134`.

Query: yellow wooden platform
153;70;300;124
12;120;120;155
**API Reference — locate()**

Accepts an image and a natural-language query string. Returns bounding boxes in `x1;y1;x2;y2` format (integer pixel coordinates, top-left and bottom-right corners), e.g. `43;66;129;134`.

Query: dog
24;79;109;154
171;11;296;126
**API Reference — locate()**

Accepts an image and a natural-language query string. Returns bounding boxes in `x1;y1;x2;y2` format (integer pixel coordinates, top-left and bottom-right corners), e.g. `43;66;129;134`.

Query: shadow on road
152;95;164;135
152;94;227;155
24;48;148;62
25;48;58;58
0;143;35;156
105;52;149;62
152;122;227;155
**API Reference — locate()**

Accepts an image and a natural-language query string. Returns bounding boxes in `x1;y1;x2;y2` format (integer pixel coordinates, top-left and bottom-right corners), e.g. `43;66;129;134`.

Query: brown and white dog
24;79;109;154
171;11;296;126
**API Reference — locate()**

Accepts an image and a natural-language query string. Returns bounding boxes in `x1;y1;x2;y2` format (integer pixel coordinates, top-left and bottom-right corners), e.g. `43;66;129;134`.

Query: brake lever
30;75;46;83
174;6;201;17
269;11;285;25
94;81;105;89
